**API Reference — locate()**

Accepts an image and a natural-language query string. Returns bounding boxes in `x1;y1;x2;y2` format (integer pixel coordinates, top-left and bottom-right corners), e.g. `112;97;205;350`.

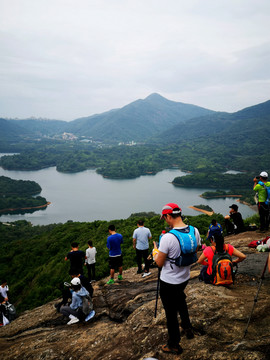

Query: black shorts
109;255;123;269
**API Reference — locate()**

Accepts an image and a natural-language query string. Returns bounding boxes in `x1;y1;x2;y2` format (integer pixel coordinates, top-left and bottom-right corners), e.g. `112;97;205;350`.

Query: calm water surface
0;165;256;225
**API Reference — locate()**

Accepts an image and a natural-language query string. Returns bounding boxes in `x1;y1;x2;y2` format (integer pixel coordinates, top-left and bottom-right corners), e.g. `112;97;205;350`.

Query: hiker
55;272;93;313
60;277;94;325
153;203;201;355
207;219;222;240
106;224;123;285
253;171;270;232
133;220;152;277
0;280;9;301
0;294;7;326
65;242;86;276
85;240;97;282
224;204;245;235
197;233;246;284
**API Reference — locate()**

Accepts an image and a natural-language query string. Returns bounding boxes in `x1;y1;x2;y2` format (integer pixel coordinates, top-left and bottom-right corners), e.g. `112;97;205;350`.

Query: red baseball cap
160;203;182;219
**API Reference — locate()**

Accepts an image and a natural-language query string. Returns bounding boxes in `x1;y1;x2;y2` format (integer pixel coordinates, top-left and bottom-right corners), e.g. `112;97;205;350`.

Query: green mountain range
1;93;215;144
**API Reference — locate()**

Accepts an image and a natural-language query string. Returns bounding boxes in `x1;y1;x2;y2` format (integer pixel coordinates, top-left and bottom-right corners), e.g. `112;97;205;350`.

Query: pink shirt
203;244;234;275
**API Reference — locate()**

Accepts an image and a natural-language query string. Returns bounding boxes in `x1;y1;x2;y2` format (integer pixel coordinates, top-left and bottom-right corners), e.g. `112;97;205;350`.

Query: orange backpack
211;245;234;286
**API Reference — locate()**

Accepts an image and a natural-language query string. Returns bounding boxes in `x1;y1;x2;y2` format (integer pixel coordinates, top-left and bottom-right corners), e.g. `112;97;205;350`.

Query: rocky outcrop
0;231;269;360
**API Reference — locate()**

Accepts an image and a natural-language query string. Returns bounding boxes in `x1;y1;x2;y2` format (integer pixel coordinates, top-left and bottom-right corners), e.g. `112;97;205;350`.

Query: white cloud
0;0;270;120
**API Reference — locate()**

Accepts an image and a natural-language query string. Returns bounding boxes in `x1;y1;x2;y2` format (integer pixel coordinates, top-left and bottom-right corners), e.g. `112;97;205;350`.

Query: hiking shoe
67;317;79;325
142;272;151;278
118;275;123;280
85;310;95;322
181;327;194;339
161;344;183;355
106;278;115;285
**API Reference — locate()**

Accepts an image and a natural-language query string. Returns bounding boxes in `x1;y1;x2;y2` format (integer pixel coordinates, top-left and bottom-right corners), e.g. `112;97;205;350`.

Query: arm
133;238;136;249
231;248;246;264
197;253;208;266
154;250;167;268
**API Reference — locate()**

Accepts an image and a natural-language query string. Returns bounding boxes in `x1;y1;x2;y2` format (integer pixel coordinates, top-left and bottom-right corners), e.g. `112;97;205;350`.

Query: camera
256;176;260;180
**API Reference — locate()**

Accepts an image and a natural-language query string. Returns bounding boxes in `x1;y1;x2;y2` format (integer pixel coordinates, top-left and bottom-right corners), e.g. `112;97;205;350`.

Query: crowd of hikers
2;171;270;357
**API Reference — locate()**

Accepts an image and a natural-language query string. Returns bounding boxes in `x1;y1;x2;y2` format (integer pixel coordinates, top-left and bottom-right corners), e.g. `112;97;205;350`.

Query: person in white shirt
0;280;9;301
153;203;201;355
85;241;97;282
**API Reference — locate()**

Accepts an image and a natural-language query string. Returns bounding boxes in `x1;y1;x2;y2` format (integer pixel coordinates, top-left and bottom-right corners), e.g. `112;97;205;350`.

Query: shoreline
188;206;214;216
200;194;242;199
0;202;51;213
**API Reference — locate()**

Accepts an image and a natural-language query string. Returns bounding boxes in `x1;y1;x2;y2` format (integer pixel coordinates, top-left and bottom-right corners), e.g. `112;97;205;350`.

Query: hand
152;248;159;257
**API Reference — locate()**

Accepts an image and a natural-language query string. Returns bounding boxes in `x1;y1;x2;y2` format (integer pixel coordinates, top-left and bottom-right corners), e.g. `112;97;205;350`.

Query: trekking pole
154;267;161;318
243;254;269;339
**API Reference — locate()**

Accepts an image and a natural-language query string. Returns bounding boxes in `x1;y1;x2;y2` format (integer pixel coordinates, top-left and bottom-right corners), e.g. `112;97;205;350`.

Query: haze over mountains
1;93;270;145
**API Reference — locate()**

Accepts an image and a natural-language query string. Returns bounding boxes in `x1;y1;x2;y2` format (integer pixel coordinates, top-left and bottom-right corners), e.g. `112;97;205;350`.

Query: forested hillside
0;176;48;214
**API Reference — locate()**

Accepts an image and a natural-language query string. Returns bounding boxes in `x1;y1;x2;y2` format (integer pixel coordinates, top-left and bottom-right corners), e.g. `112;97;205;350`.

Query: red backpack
211;245;234;286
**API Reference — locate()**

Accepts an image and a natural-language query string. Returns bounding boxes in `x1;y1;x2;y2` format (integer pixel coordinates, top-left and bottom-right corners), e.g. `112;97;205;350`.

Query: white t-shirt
158;226;201;285
0;285;9;299
85;247;97;264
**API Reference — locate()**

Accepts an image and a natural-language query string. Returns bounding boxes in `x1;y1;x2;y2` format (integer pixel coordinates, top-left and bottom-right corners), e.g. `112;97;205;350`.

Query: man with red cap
153;203;201;355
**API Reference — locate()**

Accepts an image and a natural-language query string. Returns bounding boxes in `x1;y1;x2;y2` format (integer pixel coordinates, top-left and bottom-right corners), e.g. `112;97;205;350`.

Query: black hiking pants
258;202;270;231
136;248;150;273
160;279;191;348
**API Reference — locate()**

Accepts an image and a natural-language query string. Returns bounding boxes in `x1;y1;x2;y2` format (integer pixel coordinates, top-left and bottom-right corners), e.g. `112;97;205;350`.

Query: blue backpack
168;226;198;267
258;181;270;205
208;223;222;239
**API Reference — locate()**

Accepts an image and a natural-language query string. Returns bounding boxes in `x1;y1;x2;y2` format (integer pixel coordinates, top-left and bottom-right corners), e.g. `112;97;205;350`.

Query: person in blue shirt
207;219;222;240
106;224;124;284
60;277;91;325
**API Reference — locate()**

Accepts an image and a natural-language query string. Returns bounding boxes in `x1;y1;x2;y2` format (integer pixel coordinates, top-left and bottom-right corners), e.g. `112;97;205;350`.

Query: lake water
0;164;256;225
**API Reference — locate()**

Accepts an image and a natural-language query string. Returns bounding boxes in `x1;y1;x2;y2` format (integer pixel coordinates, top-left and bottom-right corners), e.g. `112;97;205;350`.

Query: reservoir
0;165;256;225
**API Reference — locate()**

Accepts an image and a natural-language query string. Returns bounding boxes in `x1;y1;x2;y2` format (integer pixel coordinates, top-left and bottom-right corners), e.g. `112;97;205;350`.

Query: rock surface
0;231;269;360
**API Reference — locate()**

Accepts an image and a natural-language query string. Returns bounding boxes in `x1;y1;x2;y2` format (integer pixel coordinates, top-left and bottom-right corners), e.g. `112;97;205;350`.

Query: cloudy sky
1;0;270;120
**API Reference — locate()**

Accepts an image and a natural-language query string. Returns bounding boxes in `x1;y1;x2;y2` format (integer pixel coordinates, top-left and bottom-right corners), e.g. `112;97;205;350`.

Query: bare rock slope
0;231;269;360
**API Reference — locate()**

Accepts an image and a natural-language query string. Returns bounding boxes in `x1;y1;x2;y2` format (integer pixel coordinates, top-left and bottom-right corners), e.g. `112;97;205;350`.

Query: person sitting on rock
60;277;94;325
55;272;93;313
197;234;246;284
224;204;245;235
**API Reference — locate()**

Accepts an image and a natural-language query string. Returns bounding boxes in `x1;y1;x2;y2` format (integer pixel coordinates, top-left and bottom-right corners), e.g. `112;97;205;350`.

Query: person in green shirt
253;171;270;232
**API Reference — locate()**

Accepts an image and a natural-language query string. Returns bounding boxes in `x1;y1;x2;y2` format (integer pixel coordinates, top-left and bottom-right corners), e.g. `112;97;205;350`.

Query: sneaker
85;310;95;322
161;344;183;355
106;278;115;285
142;272;151;278
67;317;79;325
118;275;123;280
